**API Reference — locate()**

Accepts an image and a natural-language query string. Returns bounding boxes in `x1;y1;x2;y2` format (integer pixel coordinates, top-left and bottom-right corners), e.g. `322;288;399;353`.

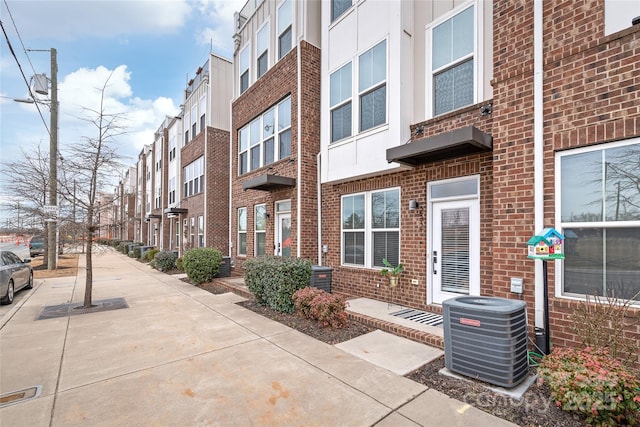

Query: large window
330;62;352;142
278;0;292;60
341;188;400;268
331;0;351;22
430;5;475;116
257;22;269;78
359;40;387;132
238;208;247;256
558;140;640;301
239;45;250;94
199;95;206;133
183;157;204;197
184;111;190;143
255;204;267;256
238;96;291;175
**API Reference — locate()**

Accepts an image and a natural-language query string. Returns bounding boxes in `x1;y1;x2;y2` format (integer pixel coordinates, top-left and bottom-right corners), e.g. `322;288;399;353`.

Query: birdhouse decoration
527;228;565;260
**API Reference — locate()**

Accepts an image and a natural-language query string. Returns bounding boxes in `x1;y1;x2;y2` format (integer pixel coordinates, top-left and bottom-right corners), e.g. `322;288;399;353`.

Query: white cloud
194;0;246;54
57;65;179;162
4;0;193;41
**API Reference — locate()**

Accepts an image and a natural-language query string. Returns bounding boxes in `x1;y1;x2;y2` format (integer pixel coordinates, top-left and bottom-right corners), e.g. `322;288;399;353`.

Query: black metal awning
242;174;296;191
163;207;188;216
145;213;162;219
386;126;492;167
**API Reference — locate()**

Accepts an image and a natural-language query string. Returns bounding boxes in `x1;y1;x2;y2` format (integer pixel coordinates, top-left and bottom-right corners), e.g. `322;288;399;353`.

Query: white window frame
198;215;204;247
191;104;197;138
330;61;352;143
175;220;180;248
239;43;250;94
256;21;270;79
277;0;292;60
183;157;204;197
555;138;640;305
238;207;247;256
199;95;206;134
358;39;388;133
190;217;195;248
425;1;484;118
238;96;292;175
341;187;401;268
331;0;352;22
254;204;267;256
184;111;190;143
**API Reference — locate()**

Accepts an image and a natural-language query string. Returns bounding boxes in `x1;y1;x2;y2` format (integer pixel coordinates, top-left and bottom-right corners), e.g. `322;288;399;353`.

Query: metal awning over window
242;174;296;191
386;126;492;167
164;207;187;218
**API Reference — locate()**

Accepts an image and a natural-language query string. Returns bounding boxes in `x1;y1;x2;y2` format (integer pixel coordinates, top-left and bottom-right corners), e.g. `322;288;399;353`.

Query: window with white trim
557;140;640;302
184;111;190;143
183;157;204;197
168;177;176;204
255;204;266;256
257;22;269;78
199;95;206;133
341;188;400;268
238;96;291;175
359;40;387;132
239;44;250;94
175;220;180;248
198;215;204;247
331;0;351;22
190;217;195;248
238;207;247;256
429;4;475;116
330;62;352;142
191;105;197;138
277;0;292;60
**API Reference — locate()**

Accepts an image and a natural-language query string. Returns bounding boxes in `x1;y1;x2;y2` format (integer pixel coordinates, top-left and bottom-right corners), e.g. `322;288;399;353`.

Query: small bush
538;346;640;426
175;257;184;271
146;248;159;262
293;287;324;318
116;241;132;254
182;248;222;285
244;256;312;313
129;246;141;258
151;250;177;272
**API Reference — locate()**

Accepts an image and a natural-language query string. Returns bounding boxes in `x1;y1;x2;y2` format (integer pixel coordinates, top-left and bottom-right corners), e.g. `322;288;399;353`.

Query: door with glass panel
275;200;292;257
429;177;480;304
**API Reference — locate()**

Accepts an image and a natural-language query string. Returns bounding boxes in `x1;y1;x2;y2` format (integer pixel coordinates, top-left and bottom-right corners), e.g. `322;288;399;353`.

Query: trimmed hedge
244;256;312;313
150;250;177;272
182;248;222;285
146;248;159;262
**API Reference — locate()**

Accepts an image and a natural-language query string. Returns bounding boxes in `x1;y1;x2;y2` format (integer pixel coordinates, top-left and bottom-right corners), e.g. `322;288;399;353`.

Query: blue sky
0;0;244;223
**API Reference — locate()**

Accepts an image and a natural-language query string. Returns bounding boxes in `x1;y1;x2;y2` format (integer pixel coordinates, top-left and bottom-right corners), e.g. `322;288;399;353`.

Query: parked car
1;250;33;305
29;235;63;257
29;235;45;257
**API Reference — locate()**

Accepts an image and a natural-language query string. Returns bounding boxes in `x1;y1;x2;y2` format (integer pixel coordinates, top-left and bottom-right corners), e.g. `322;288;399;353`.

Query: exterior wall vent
443;296;529;388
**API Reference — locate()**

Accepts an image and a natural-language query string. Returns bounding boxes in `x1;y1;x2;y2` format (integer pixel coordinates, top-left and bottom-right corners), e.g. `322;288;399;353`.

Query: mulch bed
194;279;586;426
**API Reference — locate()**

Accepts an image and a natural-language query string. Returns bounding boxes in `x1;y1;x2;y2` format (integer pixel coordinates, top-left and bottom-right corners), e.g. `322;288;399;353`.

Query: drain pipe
317;152;322;265
533;1;545;331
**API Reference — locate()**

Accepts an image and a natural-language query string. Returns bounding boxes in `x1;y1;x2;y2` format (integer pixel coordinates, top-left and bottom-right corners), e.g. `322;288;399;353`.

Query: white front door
429;177;480;304
275;213;291;257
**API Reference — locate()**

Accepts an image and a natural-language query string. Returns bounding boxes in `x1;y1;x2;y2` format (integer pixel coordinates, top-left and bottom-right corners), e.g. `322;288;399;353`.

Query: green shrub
129;246;141;258
182;248;222;285
175;257;184;271
244;256;312;313
538;346;640;426
151;250;177;272
116;241;132;254
146;248;159;261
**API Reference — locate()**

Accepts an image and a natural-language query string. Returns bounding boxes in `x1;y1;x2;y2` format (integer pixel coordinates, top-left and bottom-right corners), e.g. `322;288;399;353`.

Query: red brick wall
230;41;321;270
492;0;640;366
206;127;230;254
321;103;494;311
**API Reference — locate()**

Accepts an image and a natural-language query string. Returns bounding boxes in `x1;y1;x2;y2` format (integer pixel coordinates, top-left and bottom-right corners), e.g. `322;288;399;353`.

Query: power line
3;0;38;79
0;15;50;135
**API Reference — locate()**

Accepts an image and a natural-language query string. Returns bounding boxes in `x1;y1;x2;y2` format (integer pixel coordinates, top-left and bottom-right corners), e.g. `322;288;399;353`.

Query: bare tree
58;73;127;308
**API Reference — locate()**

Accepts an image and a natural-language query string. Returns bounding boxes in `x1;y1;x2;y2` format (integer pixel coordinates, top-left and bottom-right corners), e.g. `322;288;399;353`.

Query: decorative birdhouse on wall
527;228;565;260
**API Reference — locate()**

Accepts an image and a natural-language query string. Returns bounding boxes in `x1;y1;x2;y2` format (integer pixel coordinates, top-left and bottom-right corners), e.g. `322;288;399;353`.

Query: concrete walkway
0;248;517;426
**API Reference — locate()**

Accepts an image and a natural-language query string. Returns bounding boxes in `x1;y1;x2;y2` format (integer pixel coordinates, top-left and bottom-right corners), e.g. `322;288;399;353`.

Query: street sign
44;205;59;218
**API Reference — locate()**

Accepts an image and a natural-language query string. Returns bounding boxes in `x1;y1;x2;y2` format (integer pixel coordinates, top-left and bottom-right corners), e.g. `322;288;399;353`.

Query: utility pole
48;47;58;270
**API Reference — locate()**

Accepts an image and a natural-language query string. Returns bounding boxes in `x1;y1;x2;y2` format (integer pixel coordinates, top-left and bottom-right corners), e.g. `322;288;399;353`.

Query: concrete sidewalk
0;248;516;426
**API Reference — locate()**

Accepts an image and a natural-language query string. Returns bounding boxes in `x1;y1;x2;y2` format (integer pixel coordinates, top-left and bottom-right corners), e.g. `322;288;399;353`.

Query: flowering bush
293;287;325;318
538;346;640;426
293;287;348;329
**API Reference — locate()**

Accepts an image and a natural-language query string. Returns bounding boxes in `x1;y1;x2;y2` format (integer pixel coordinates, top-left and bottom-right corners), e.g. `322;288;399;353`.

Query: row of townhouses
103;0;640;362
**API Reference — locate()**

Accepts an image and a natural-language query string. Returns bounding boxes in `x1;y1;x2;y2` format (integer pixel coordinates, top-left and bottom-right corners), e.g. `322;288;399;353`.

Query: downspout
296;38;302;258
533;0;544;328
317;152;322;265
204;93;208;248
228;98;234;258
